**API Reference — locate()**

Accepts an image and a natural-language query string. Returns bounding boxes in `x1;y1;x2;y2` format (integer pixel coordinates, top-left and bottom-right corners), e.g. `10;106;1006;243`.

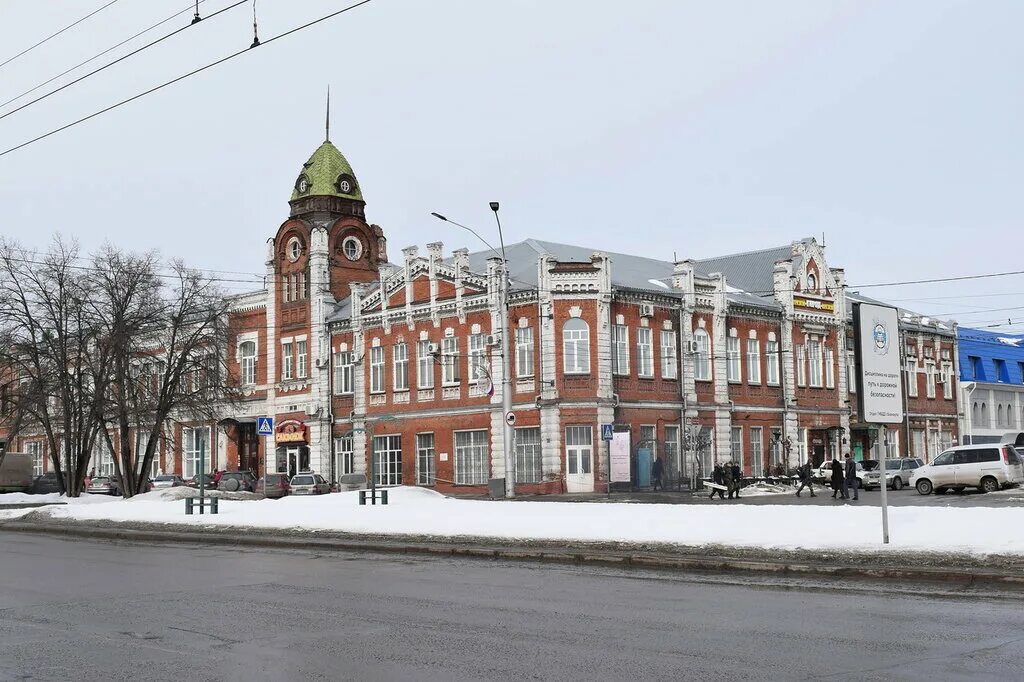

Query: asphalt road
1;533;1022;681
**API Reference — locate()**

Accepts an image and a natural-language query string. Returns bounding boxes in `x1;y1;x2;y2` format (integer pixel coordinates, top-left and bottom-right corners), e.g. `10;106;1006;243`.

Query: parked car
86;476;118;495
289;472;331;495
911;443;1024;495
0;452;33;493
217;471;257;492
862;458;924;490
255;473;290;499
28;472;61;494
186;473;217;490
150;474;186;489
816;459;877;484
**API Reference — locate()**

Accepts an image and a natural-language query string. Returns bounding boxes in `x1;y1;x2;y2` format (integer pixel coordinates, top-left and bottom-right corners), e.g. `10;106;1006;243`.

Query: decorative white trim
569;305;583;318
615;313;625;325
371;337;381;348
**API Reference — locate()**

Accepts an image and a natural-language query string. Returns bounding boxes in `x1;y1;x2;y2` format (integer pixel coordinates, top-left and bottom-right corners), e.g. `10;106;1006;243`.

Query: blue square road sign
257;417;274;436
601;424;614;441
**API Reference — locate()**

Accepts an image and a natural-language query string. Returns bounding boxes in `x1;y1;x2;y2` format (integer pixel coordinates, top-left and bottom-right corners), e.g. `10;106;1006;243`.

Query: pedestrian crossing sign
601;424;614;441
257;417;274;436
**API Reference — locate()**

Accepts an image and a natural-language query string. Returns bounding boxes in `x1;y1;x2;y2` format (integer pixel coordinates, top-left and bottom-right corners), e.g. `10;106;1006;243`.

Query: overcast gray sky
1;0;1021;329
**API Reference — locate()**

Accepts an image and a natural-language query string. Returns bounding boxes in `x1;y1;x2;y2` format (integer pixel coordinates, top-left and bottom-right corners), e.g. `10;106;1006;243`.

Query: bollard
359;490;366;505
381;489;388;505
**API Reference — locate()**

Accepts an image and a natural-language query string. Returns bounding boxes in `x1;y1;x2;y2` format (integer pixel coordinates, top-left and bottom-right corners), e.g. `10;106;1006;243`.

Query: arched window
806;272;817;292
562;318;590;374
239;341;257;386
693;329;711;381
972;402;979;424
981;403;988;427
998;404;1005;427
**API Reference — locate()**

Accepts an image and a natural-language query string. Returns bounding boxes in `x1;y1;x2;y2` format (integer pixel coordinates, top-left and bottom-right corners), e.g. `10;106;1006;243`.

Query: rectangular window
135;430;160;479
750;426;763;478
373;434;402;486
906;358;918;398
334;436;354;476
417;340;434;389
370;346;385;394
454;430;488;485
333;351;353;395
239;341;257;386
807;339;822;387
727;336;741;382
393;342;409;391
442;337;460;385
611;325;629;375
925;362;936;398
563;321;591;374
994;359;1009;382
515;427;542;483
796;344;806;387
469;334;486;382
943;364;953;399
746;339;760;384
416;433;435;485
825;347;835;389
664;424;679;474
92;437;113;476
26;440;43;476
766;340;780;385
516;327;534;378
296;339;308;379
730;426;743;470
637;328;653;378
183;426;210;479
660;330;677;380
694;331;711;381
640;425;656;458
282;341;293;381
847;351;857;393
565;425;593;475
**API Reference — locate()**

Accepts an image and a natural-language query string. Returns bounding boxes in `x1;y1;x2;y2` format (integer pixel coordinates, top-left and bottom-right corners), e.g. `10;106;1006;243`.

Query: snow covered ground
4;487;1024;555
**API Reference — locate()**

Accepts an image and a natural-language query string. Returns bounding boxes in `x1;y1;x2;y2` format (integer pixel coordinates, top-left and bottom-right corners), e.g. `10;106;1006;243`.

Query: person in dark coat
830;459;844;499
844;454;859;501
723;460;735;499
709;463;726;499
730;462;742;498
795;461;816;497
652;456;665;492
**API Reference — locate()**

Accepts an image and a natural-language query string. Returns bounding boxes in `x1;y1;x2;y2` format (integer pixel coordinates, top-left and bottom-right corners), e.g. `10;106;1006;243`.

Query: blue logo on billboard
872;322;889;355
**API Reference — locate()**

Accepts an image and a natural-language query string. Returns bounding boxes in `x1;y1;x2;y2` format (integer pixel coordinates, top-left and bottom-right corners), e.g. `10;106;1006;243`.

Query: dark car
28;472;61;494
217;471;257;492
255;473;290;499
186;473;217;490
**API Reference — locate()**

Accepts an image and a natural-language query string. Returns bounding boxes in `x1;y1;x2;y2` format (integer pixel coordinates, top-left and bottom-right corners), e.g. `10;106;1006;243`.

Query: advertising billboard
853;302;905;424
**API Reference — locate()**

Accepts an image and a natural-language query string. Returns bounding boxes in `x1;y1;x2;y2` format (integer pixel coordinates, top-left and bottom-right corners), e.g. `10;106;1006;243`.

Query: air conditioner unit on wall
485;334;500;347
639;303;655;318
684;340;699;354
427;342;440;354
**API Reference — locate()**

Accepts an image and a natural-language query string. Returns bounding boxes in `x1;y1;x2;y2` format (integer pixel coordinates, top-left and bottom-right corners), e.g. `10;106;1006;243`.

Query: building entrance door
565;426;594;493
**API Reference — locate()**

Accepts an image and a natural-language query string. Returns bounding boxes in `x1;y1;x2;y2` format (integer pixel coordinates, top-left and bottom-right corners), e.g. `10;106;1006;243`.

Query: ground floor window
730;426;743;469
664;424;680;480
454;430;488;485
92;437;114;477
416;433;436;485
135;430;160;479
373;434;402;486
912;429;925;458
183;426;210;479
515;427;542;483
565;425;593;475
749;426;763;478
334;436;354;479
26;440;43;476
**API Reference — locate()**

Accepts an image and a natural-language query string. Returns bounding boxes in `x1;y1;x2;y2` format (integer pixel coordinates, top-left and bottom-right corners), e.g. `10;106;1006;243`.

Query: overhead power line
0;0;247;124
0;0;376;159
0;0;121;72
0;0;211;113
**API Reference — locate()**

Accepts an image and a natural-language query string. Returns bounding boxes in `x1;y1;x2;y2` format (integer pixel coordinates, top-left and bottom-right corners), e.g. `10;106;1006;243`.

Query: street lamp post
431;205;516;497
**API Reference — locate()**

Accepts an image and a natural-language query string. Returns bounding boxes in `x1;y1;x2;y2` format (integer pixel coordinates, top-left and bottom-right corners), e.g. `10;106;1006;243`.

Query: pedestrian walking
830;458;844;499
795;461;816;497
709;463;726;499
844;454;859;501
652;455;665;492
723;460;735;499
731;462;742;498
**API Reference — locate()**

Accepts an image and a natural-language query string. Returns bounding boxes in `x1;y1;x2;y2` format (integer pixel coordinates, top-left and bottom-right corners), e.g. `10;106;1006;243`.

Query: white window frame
515;427;542;484
808;339;823;388
296;339;308;379
370;346;385;394
660;330;677;380
730;426;743;470
26;440;43;476
442;337;459;386
516;326;534;378
183;426;210;479
334;436;354;476
239;340;257;386
393;342;409;391
469;334;486;382
726;335;741;383
942;363;953;399
373;434;402;486
925;361;936;399
417;340;435;389
847;351;856;393
746;338;760;385
334;350;353;395
281;341;294;381
637;327;654;378
796;344;807;387
135;429;160;479
694;329;711;381
825;347;835;389
766;340;780;385
562;318;591;375
454;429;488;485
612;325;629;376
416;432;435;485
907;358;918;398
750;426;763;478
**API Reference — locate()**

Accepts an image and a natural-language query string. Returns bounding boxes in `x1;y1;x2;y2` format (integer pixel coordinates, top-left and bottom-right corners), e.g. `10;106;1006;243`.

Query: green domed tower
288;138;366;220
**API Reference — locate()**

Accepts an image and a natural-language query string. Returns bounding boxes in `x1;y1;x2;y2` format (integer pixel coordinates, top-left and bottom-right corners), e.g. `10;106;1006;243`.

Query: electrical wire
0;0;212;112
0;0;377;158
0;0;247;124
0;0;121;72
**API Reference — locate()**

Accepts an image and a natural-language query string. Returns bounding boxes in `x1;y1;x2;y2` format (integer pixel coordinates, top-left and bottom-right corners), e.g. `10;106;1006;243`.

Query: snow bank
16;487;1024;556
0;492;111;506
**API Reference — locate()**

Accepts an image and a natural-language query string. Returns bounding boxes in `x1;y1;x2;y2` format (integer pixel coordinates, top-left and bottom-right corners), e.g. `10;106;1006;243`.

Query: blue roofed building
958;327;1024;444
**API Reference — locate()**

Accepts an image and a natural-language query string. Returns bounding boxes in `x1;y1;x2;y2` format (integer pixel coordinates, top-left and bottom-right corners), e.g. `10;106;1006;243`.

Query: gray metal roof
693;243;803;296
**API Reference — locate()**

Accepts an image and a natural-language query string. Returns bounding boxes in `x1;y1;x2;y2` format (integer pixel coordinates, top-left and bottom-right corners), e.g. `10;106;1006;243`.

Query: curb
4;520;1024;589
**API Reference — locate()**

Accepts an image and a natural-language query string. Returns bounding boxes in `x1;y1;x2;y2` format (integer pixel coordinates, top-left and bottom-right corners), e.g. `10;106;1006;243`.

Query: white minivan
911;435;1024;495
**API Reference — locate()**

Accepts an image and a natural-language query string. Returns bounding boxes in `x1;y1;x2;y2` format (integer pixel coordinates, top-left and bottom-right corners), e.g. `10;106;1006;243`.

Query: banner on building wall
853;302;905;424
609;429;631;483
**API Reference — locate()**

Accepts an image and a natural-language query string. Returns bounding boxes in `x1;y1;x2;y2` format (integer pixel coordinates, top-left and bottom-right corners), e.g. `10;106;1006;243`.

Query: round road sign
505;412;516;426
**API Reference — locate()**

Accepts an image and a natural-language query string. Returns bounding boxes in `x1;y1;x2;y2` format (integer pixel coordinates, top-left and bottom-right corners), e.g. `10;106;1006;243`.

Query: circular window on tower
295;174;311;195
286;236;303;262
341;235;362;261
335;174;357;195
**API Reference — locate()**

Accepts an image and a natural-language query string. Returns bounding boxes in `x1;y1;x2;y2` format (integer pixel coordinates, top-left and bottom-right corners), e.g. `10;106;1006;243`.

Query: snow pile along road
5;487;1023;556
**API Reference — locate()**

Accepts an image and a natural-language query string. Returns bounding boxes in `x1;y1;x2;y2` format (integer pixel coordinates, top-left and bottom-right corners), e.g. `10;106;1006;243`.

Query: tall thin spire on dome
325;85;330;142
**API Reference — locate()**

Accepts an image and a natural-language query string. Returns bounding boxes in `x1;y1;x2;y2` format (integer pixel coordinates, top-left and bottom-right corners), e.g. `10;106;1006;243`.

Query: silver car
151;474;186;489
289;472;331;495
862;458;924;490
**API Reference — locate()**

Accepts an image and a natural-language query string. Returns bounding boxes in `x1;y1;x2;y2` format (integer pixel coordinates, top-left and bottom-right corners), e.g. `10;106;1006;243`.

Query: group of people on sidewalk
709;461;743;500
794;453;859;500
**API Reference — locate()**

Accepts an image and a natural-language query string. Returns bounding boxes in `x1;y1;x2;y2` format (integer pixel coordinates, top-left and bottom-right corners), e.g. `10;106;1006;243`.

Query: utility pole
490;202;515;497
